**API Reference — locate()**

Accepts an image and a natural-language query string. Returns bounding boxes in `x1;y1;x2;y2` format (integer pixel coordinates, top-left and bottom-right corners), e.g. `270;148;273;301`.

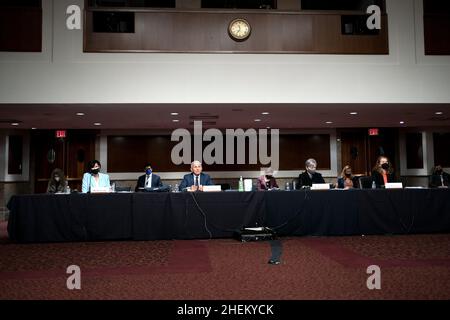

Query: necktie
195;175;199;186
146;175;151;188
441;175;444;187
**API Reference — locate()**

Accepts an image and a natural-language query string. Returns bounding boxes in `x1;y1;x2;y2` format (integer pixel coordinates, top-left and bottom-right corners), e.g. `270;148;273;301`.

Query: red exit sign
368;128;379;136
56;130;66;138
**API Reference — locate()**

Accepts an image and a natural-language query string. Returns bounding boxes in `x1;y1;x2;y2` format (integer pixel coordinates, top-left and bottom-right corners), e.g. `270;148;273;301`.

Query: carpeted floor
1;221;449;299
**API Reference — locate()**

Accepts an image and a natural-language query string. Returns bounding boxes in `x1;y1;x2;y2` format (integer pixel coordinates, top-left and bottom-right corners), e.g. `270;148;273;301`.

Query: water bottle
174;183;179;192
371;181;376;189
66;185;71;194
238;176;244;192
285;182;290;191
111;182;116;193
293;180;296;190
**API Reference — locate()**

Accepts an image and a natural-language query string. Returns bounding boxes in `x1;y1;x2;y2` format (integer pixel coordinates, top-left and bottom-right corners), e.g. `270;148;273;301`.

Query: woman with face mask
337;165;358;189
81;160;111;193
256;167;279;191
297;158;325;188
371;156;397;188
47;168;68;193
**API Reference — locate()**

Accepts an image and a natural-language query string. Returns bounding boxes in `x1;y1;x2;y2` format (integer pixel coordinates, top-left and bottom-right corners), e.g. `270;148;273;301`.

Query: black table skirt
7;189;450;243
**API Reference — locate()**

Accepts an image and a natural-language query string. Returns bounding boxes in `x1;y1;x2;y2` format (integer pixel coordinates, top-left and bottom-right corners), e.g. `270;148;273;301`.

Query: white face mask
54;176;60;182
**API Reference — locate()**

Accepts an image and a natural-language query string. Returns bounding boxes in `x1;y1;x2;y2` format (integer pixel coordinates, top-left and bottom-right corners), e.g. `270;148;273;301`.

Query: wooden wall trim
106;134;333;172
84;10;388;54
0;7;42;52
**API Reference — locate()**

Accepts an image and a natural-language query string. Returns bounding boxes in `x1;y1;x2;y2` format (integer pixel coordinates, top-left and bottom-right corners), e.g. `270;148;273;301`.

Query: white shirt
192;174;201;186
145;174;152;188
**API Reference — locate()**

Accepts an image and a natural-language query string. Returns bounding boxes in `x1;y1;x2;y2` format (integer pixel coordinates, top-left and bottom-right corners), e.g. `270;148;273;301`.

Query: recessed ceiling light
435;111;443;115
261;112;270;115
172;119;180;122
326;121;333;124
254;119;261;122
399;121;405;124
350;112;358;115
31;127;37;130
76;112;85;116
171;112;179;116
11;123;19;126
94;122;102;126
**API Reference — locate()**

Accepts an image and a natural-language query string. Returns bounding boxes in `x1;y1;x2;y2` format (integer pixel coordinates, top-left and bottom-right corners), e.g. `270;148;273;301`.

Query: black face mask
436;170;443;175
345;173;351;177
91;168;99;175
265;175;273;179
381;163;390;170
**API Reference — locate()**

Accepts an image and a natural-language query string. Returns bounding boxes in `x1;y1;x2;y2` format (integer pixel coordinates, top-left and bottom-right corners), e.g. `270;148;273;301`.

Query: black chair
358;176;374;189
220;183;231;191
398;176;407;187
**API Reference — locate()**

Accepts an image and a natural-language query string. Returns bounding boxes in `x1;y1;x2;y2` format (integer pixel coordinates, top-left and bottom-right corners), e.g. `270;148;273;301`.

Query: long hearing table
6;189;450;243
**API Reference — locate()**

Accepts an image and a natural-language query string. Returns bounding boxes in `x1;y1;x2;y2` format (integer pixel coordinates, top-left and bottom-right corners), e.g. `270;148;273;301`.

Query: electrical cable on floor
270;188;310;231
188;191;257;234
188;189;311;238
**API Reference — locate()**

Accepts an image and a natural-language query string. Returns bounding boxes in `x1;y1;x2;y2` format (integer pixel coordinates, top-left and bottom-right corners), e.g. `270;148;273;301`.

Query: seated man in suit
135;163;163;191
298;158;325;188
430;164;450;188
179;160;213;192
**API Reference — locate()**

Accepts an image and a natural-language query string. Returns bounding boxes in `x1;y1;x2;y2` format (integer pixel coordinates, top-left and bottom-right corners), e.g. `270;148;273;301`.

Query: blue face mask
145;169;152;175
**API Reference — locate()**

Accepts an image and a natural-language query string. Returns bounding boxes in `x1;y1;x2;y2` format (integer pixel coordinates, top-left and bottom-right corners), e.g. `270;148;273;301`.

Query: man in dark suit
135;163;163;191
297;158;325;188
179;160;213;191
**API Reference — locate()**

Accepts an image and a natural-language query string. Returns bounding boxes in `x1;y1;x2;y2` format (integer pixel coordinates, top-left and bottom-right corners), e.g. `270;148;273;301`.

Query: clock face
228;19;251;41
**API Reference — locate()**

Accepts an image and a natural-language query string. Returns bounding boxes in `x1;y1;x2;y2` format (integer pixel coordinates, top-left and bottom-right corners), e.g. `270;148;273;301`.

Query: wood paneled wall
340;130;368;175
405;132;424;169
433;132;450;167
84;10;388;53
0;6;42;52
339;128;398;175
424;0;450;55
32;130;97;193
107;134;331;172
7;136;23;175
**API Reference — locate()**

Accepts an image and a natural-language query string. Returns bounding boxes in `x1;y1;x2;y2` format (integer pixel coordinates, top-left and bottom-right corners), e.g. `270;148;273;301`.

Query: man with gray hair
297;158;325;188
179;160;213;191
